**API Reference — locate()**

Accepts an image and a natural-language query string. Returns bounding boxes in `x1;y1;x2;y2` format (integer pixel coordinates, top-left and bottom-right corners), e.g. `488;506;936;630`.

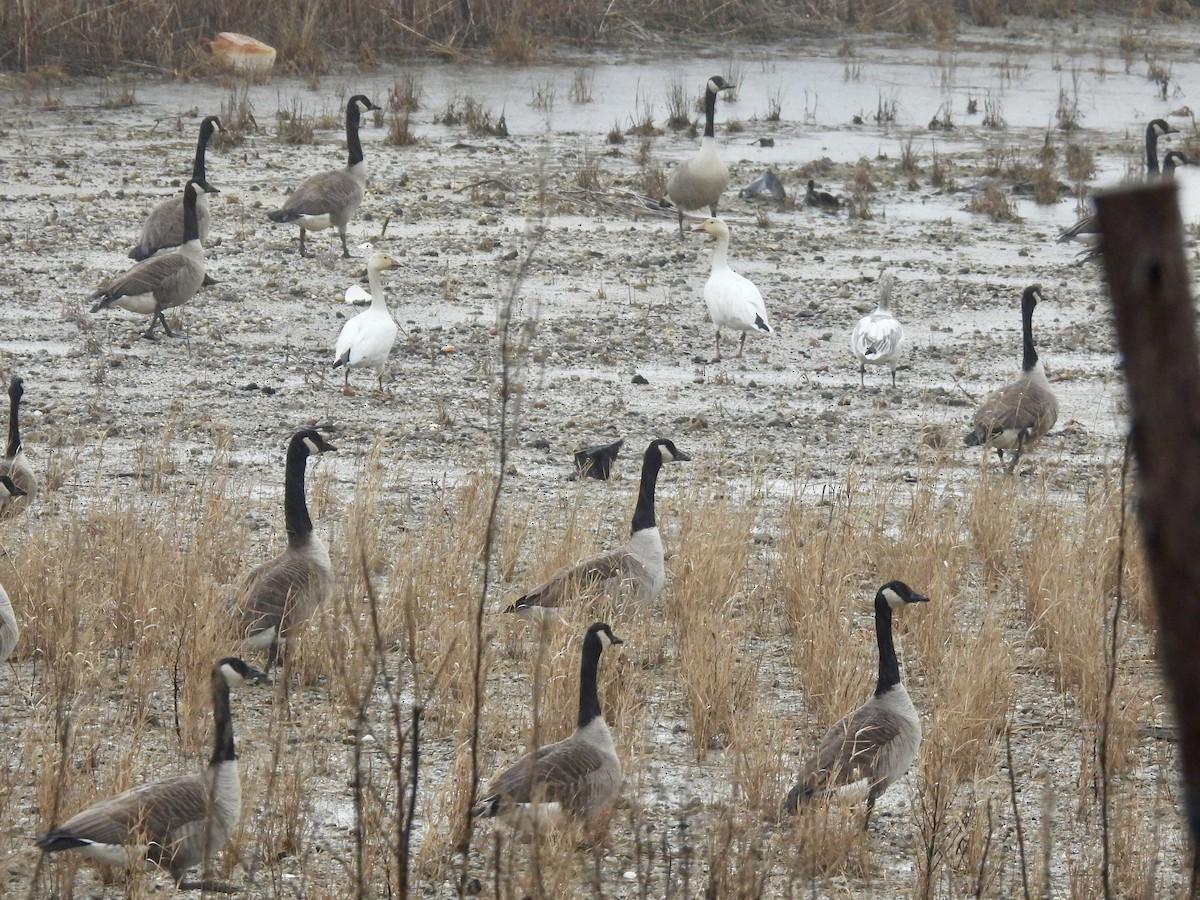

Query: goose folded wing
41;775;206;850
233;553;323;627
93;256;192;302
280;172;360;217
515;548;637;611
484;741;610;805
795;706;905;796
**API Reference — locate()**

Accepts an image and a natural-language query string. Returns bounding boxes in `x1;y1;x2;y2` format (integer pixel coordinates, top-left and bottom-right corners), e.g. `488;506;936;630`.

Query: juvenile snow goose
268;94;380;258
474;622;624;827
850;271;904;387
693;217;773;362
783;580;929;829
666;75;735;234
35;657;266;891
964;285;1058;473
0;375;37;519
333;252;401;395
230;429;337;670
507;439;690;621
90;181;207;339
129;116;222;261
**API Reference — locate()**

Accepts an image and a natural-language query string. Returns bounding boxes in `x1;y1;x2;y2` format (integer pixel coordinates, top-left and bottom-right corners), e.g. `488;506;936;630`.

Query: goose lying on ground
91;181;207;339
665;75;735;235
693;217;772;361
784;581;929;829
805;179;840;212
474;622;623;827
268;94;380;258
36;657;266;891
333;252;401;395
129;116;222;261
964;285;1058;473
850;271;904;387
508;439;689;620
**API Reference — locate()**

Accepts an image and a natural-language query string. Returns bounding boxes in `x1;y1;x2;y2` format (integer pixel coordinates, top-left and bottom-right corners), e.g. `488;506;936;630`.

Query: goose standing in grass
1057;118;1177;248
333;252;401;396
507;439;689;621
0;375;36;519
474;622;624;827
666;75;735;235
129;116;222;261
230;429;337;670
783;581;929;829
805;179;840;213
693;217;772;362
90;181;207;339
35;657;266;891
964;285;1058;473
851;271;904;387
268;94;380;258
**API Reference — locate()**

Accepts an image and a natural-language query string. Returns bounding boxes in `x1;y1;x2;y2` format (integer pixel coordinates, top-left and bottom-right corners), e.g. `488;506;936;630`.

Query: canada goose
333;252;401;396
666;75;735;235
267;94;380;258
738;169;786;201
129;116;222;261
474;622;624;826
507;439;690;620
1163;150;1192;175
850;271;904;387
964;285;1058;473
783;580;929;829
90;181;207;340
230;428;337;669
0;565;22;663
1057;118;1177;247
572;438;624;481
805;179;841;213
693;217;773;362
35;657;266;891
0;375;37;519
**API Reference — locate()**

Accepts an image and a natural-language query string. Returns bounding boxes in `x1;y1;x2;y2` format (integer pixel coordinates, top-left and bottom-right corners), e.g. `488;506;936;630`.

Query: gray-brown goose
964;285;1058;473
230;428;337;670
0;375;36;519
35;657;265;891
474;622;624;826
129;116;222;261
783;581;929;829
0;551;25;662
90;181;207;339
267;94;380;258
506;439;689;621
666;75;735;235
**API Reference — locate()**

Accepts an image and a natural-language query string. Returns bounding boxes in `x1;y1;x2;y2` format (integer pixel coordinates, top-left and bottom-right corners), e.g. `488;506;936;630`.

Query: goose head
216;656;270;686
877;580;930;609
1023;283;1045;313
707;75;735;95
348;94;381;116
1164;150;1192;174
196;116;224;193
366;252;401;276
586;622;625;650
692;217;730;241
649;438;691;463
1149;118;1179;138
8;375;23;404
296;428;338;457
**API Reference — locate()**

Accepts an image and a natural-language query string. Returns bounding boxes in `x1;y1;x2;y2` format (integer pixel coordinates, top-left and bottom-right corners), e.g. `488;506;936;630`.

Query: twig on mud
453;177;520;194
952;375;979;405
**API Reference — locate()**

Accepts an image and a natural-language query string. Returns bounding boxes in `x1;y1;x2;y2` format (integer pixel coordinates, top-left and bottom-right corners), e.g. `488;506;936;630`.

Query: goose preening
267;94;380;258
230;429;337;670
665;75;735;235
1057;118;1177;248
571;438;624;481
333;252;401;396
129;116;222;261
805;179;841;213
693;217;772;362
35;657;266;891
473;622;624;827
850;271;904;387
783;580;929;829
1;375;37;519
507;439;689;621
90;181;207;340
0;569;21;663
964;285;1058;473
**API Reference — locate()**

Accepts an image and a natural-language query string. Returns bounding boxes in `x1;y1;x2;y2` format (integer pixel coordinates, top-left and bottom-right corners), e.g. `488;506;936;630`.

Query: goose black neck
182;185;199;244
6;385;21;459
630;446;664;533
1021;291;1038;372
703;87;717;139
347;103;365;167
191;125;210;185
873;595;901;696
284;439;314;545
1147;125;1162;175
209;671;236;765
577;634;604;728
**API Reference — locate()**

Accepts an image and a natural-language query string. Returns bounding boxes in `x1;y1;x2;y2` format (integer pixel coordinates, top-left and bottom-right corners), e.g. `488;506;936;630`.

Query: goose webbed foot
340;232;354;259
298;230;313;259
